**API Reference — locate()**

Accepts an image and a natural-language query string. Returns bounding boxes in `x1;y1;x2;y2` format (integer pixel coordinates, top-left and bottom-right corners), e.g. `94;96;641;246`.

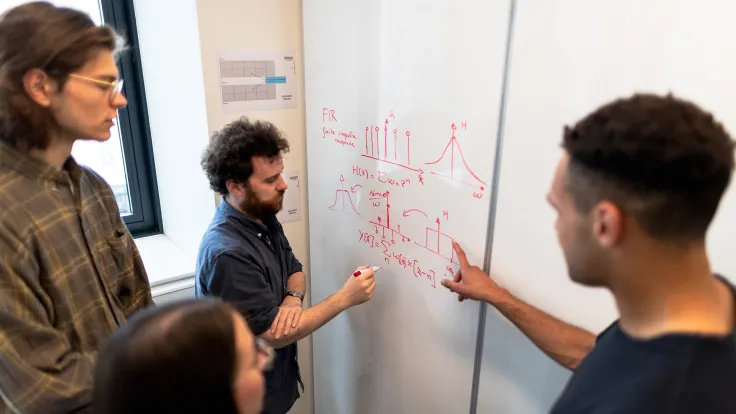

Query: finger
292;309;302;328
270;311;283;335
441;279;458;293
452;241;470;268
358;271;374;281
453;269;462;283
367;283;377;298
275;310;289;339
283;311;296;335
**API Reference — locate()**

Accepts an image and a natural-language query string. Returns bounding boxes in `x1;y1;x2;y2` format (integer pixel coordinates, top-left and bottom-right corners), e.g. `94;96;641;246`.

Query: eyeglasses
255;337;275;371
69;74;124;104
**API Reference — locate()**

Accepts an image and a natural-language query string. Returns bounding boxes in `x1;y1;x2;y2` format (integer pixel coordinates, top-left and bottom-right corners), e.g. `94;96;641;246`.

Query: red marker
353;266;382;277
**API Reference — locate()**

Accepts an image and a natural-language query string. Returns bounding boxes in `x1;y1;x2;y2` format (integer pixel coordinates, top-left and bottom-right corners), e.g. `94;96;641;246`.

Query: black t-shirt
551;278;736;414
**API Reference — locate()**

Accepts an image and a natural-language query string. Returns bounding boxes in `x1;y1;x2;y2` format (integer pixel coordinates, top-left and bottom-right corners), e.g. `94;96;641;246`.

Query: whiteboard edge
469;0;518;413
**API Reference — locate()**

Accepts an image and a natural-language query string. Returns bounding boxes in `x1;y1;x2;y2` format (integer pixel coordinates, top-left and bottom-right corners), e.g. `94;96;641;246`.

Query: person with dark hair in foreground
0;3;152;413
443;94;736;413
197;117;377;414
94;297;270;414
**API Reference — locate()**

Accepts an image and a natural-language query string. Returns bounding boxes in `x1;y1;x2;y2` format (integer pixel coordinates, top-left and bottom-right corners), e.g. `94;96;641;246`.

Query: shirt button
257;233;262;238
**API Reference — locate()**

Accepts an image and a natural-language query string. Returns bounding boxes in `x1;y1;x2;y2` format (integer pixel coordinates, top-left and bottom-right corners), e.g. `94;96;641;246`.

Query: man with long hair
0;3;152;413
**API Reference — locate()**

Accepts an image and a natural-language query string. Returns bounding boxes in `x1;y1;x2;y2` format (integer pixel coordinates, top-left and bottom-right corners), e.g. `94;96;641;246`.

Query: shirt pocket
101;228;135;306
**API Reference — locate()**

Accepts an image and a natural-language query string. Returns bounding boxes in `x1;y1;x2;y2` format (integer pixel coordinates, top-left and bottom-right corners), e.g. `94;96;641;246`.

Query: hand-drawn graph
328;175;362;217
414;212;459;264
368;190;411;243
425;123;487;192
362;111;423;175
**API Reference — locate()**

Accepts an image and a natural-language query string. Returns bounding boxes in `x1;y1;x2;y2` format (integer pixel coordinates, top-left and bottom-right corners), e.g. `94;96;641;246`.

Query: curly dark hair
201;117;290;194
563;93;735;241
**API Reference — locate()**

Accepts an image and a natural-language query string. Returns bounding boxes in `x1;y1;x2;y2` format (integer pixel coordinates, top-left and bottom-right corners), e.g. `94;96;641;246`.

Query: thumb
441;279;460;293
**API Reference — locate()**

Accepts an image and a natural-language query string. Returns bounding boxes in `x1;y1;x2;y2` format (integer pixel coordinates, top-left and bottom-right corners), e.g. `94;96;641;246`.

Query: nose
277;175;288;191
112;92;127;109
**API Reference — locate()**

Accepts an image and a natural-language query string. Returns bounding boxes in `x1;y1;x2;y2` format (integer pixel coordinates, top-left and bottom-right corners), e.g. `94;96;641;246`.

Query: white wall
132;0;214;295
195;2;313;414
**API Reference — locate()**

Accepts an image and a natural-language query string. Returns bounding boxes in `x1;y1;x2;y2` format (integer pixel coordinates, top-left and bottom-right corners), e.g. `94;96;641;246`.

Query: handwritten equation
358;229;455;289
319;107;487;292
352;165;422;188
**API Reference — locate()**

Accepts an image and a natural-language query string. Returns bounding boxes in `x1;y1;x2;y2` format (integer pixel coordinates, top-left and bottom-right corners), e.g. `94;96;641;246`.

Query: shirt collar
0;141;82;185
218;196;277;234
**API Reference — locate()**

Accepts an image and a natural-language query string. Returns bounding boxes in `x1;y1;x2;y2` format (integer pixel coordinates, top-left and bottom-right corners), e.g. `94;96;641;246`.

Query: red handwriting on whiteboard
425;122;487;198
322;127;335;139
321;108;356;148
352;165;422;188
368;190;411;244
328;175;362;217
357;229;449;289
363;112;420;174
414;216;459;264
322;108;338;122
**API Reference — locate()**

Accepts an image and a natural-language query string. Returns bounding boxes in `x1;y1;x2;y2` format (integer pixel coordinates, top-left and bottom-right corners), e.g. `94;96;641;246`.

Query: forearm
489;289;595;371
261;290;350;348
286;272;306;296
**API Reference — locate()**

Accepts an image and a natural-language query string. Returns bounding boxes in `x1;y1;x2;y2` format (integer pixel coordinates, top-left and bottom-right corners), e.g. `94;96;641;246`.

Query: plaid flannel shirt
0;142;153;414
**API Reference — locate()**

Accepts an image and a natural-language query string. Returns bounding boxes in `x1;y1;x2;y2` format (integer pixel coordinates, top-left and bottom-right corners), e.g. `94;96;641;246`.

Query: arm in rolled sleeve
282;234;306;295
0;231;95;414
207;252;354;349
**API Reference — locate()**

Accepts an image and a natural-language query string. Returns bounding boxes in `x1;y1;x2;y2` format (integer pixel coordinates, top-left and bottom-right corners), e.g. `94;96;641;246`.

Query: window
0;0;161;236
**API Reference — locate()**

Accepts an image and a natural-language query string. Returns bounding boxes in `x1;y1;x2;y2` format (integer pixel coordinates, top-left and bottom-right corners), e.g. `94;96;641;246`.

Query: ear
22;68;55;108
225;180;246;197
592;201;623;248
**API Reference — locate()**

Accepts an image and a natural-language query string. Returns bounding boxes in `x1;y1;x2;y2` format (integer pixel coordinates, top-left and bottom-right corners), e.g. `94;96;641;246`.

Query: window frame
99;0;162;237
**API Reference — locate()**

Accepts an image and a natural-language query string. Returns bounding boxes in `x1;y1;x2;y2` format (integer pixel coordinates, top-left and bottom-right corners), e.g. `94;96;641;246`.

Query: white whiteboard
479;1;736;413
303;1;511;412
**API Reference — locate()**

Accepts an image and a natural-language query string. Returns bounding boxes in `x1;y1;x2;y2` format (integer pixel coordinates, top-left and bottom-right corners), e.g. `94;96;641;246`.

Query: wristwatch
286;290;304;302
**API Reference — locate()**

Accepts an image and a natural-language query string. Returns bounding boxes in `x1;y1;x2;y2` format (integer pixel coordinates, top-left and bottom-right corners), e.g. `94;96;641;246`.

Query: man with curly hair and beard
443;93;736;413
196;117;377;414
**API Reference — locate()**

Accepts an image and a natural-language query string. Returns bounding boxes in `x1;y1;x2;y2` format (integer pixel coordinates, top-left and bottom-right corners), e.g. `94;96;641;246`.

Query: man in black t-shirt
442;94;736;413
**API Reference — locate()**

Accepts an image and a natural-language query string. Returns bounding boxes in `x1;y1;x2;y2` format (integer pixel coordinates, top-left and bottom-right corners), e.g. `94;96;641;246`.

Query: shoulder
79;165;114;194
200;220;243;254
79;164;121;207
596;320;620;343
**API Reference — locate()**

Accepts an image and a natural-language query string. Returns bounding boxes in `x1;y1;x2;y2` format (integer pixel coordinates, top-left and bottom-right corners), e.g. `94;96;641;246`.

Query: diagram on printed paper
328;175;362;217
218;50;296;112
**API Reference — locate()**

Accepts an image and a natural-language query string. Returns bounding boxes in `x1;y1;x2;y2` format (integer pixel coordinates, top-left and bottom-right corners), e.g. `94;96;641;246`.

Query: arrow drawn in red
350;184;362;193
402;209;428;217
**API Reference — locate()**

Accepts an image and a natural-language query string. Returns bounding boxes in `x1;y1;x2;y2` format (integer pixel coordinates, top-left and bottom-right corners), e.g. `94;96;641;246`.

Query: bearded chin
241;192;284;219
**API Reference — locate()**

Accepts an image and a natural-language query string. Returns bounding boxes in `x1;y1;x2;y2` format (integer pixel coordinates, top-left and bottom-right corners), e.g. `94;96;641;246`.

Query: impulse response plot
368;190;411;244
415;217;458;264
363;112;421;174
328;175;362;217
425;123;487;190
